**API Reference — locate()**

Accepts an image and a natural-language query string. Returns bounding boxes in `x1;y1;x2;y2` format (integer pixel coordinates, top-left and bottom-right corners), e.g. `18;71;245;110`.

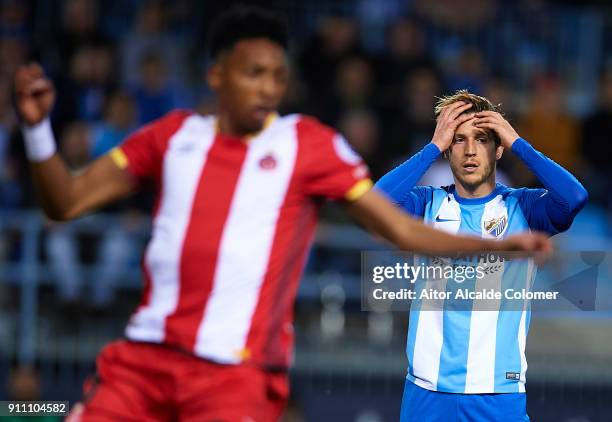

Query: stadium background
0;0;611;420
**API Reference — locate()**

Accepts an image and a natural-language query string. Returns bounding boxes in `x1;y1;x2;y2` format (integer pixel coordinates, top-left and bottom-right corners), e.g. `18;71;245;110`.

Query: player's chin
457;172;485;187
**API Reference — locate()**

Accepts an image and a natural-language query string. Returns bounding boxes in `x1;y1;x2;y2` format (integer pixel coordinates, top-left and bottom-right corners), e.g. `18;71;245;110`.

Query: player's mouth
253;106;274;122
462;162;479;173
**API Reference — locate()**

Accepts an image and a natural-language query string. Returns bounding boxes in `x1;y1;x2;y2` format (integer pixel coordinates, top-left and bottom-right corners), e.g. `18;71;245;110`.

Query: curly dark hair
207;5;289;59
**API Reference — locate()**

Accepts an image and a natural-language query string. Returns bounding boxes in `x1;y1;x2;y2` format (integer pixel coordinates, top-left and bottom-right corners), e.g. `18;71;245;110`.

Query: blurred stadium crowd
0;0;611;420
0;0;611;210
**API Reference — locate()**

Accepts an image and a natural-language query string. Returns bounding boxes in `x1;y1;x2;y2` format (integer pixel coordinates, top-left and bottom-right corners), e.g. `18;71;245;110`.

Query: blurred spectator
298;15;363;99
279;61;312;116
443;46;487;93
5;366;60;421
318;56;375;124
0;78;20;208
91;91;137;158
0;0;29;39
50;0;109;76
374;18;437;105
53;43;117;130
120;0;187;88
581;69;612;208
337;108;382;177
45;122;91;305
44;122;140;310
382;67;441;168
413;0;497;32
130;52;176;124
0;36;28;81
517;74;581;185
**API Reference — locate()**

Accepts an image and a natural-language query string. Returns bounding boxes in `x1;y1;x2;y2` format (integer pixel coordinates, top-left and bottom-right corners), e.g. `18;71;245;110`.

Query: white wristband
22;118;57;162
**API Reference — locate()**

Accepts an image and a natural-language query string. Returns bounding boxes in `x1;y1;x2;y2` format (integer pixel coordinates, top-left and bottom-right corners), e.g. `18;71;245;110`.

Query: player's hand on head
13;62;55;126
473;111;520;148
431;101;475;152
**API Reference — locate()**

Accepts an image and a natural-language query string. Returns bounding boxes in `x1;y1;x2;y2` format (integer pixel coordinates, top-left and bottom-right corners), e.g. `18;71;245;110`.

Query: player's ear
495;145;504;161
207;62;222;91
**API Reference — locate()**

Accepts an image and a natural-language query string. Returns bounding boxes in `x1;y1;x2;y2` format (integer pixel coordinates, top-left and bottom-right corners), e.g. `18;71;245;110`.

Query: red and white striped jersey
110;110;372;368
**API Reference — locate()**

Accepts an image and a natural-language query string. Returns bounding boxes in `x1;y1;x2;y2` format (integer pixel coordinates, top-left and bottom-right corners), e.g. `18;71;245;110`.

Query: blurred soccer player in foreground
376;90;587;421
15;7;551;422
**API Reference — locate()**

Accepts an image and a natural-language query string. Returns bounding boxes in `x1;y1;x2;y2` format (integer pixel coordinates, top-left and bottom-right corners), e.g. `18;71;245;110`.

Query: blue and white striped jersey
376;138;587;394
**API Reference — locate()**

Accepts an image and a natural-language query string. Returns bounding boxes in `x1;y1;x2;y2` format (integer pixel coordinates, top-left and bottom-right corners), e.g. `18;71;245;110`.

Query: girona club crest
484;215;507;237
258;154;277;170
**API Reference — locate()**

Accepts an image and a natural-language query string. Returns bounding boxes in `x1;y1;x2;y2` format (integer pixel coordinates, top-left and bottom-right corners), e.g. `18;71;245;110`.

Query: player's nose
464;138;477;155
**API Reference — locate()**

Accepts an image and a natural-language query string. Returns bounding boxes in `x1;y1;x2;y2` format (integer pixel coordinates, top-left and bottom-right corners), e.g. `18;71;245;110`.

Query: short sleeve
297;117;372;201
109;110;191;184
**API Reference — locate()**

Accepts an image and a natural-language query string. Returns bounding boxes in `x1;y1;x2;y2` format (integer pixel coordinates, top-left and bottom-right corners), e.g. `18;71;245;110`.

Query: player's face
447;119;501;190
209;38;289;134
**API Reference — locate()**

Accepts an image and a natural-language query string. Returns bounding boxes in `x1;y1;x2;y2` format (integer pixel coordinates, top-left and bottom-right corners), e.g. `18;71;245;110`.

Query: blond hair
434;89;502;144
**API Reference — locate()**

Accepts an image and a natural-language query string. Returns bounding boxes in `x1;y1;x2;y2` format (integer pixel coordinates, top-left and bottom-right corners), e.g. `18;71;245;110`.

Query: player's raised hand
473;111;520;148
431;101;475;152
13;62;55;126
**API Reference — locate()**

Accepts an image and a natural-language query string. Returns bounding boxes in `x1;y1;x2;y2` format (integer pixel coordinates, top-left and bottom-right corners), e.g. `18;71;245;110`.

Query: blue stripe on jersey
494;195;531;392
436;205;484;392
406;300;421;381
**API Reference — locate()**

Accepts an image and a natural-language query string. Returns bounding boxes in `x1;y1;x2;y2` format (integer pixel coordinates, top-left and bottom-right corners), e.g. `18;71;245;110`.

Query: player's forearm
394;216;505;253
375;143;440;204
22;119;82;220
30;155;82;220
512;138;588;213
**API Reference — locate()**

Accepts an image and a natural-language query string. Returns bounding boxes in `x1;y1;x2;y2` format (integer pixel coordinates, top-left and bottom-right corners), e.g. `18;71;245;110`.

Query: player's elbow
570;185;589;214
43;203;82;222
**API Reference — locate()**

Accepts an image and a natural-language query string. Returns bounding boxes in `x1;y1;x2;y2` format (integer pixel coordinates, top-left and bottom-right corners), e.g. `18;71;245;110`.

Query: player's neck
215;114;251;138
454;177;496;199
215;113;276;139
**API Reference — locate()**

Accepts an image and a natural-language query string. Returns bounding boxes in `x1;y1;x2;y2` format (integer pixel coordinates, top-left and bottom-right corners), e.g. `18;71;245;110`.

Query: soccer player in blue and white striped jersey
375;90;588;421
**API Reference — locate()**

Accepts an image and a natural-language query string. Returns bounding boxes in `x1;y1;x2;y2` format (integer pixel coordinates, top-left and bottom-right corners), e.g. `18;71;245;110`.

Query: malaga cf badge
484;215;507;237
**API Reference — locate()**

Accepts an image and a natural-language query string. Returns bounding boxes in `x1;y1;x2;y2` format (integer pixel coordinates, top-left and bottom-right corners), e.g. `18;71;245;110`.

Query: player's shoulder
292;114;338;142
500;184;547;201
154;109;194;125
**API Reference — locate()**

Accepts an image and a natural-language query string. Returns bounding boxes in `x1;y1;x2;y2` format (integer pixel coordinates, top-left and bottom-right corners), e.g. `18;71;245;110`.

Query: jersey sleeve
512;138;588;234
298;117;372;201
374;143;440;217
109;110;191;184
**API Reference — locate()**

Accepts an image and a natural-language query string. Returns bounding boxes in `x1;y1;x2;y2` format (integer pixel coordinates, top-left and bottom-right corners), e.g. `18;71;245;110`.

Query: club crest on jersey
259;154;277;170
484;215;507;237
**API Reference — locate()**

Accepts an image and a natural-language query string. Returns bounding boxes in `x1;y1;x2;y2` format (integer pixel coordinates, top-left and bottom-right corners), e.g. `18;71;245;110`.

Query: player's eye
453;138;464;143
477;138;488;143
246;67;263;77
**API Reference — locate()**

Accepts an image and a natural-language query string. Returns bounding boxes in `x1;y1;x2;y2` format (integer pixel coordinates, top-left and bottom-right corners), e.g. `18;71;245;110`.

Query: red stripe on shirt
245;118;328;367
164;134;248;350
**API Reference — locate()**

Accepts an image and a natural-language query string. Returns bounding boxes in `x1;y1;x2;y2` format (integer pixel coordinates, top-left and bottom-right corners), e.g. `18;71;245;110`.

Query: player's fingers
29;78;52;95
454;111;476;125
472;122;497;131
474;110;501;119
473;118;498;127
27;62;45;79
448;102;473;121
14;65;36;91
439;101;465;120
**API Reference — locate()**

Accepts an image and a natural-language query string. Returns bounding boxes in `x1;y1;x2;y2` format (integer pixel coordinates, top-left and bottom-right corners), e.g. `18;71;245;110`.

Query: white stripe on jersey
194;116;299;363
518;259;534;392
126;115;216;342
412;305;445;391
463;196;507;393
413;194;461;390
